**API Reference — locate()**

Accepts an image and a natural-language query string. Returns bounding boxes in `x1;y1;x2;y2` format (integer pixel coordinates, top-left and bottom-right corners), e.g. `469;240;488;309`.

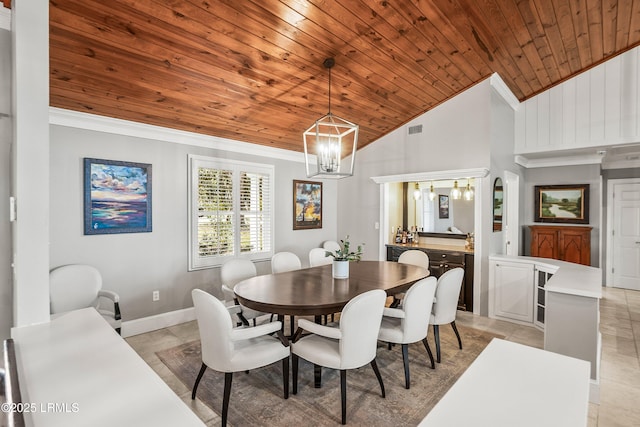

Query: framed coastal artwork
84;158;152;234
534;184;589;224
293;180;322;230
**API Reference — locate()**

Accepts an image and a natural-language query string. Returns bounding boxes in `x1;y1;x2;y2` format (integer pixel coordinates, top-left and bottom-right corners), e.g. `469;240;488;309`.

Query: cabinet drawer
427;250;465;264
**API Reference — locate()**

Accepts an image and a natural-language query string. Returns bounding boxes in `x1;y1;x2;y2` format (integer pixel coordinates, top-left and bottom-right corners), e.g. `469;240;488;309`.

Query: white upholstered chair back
322;240;341;253
432;267;465;325
398;250;430;270
49;264;103;313
338;289;386;369
399;277;437;343
220;258;257;301
192;289;236;372
308;247;332;267
271;251;302;273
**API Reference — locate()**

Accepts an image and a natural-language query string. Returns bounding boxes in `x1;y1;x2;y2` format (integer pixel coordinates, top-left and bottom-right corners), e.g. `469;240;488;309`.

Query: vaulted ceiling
49;0;640;153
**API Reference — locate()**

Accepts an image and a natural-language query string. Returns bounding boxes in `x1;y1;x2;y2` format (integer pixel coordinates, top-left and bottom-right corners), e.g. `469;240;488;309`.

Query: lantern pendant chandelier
304;58;358;179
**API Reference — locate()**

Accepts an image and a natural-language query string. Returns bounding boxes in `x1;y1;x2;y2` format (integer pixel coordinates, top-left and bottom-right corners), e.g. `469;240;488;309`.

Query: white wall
12;0;50;327
0;27;11;340
516;45;640;154
338;80;493;260
50;124;338;322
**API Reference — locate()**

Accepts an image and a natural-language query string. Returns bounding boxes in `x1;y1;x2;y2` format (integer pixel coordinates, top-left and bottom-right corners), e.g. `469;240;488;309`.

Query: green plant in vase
326;236;363;278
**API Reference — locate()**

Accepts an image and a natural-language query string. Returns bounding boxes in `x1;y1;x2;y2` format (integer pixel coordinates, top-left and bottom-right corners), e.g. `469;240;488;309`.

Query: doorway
606;178;640;290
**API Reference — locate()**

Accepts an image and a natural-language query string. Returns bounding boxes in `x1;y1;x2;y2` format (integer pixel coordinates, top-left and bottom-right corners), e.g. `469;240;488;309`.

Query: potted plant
325;236;364;278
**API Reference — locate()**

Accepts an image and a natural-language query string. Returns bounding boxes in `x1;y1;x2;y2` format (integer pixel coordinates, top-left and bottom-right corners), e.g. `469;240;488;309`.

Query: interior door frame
372;167;489;314
503;170;520;256
605;177;640;287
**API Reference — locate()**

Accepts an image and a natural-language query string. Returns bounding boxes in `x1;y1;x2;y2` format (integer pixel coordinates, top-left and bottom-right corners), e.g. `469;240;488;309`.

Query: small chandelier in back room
303;58;358;179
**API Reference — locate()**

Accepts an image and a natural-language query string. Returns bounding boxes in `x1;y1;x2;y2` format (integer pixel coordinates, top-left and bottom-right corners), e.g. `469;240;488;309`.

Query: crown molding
370;168;489;184
514;154;603;168
49;107;306;163
490;73;520;111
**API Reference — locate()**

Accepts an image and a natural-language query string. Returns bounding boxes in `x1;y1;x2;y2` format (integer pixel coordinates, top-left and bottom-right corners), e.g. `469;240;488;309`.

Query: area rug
156;324;502;426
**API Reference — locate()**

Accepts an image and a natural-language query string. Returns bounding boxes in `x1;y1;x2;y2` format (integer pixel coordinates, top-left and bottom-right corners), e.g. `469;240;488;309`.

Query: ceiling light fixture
428;182;436;201
413;182;421;200
303;58;358;179
463;178;474;201
450;180;462;200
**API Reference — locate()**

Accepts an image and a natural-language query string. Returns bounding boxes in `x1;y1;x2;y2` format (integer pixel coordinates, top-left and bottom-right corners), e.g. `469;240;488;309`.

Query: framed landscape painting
84;158;152;234
293;180;322;230
534;184;589;224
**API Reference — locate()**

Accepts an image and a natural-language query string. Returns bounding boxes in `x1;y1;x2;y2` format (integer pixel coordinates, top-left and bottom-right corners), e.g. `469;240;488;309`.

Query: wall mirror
493;177;503;231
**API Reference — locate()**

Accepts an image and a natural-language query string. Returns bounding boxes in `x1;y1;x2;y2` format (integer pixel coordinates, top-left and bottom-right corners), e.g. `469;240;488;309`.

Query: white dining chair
291;289;387;425
309;247;332;267
191;289;289;426
271;251;302;273
271;251;302;335
430;267;465;363
322;240;341;254
49;264;122;334
378;276;437;389
393;250;430;307
220;258;271;326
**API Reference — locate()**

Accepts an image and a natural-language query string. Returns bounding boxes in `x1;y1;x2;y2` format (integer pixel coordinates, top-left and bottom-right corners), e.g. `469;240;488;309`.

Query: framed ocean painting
84;158;152;234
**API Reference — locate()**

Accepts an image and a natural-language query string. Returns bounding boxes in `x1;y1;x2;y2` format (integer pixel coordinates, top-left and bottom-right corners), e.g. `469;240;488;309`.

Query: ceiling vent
407;124;423;135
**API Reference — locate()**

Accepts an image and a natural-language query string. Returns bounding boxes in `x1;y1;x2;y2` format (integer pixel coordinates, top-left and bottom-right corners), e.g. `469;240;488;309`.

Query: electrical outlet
152;290;160;302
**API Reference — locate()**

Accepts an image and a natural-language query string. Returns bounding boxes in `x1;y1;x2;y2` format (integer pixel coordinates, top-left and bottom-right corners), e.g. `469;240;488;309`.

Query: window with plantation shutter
189;155;274;270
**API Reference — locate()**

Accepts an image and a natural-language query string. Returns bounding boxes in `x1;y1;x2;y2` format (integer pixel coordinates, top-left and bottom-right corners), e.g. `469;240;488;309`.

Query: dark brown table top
233;260;429;316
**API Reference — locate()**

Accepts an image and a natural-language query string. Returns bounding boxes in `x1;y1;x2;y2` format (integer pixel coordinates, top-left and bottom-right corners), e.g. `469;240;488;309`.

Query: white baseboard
121;307;196;338
589;379;600;404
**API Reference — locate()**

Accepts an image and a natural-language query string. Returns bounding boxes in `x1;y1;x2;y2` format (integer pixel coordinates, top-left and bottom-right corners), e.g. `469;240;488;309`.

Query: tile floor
126;286;640;426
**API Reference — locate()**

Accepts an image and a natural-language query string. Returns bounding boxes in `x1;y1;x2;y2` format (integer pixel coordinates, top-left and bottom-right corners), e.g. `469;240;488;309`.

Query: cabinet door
531;228;559;260
559;229;590;265
492;261;534;323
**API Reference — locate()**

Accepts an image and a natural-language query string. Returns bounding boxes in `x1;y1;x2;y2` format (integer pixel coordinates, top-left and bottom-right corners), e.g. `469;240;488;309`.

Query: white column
11;0;50;326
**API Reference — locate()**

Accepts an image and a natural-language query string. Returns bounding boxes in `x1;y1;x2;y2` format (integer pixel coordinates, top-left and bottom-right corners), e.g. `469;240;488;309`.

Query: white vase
332;260;349;279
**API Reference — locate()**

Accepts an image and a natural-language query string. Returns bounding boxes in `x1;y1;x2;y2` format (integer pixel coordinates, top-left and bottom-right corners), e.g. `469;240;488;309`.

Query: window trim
188;154;274;270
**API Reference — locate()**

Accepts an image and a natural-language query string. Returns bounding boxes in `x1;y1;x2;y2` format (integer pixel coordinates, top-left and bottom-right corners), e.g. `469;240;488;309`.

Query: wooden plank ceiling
49;0;640;153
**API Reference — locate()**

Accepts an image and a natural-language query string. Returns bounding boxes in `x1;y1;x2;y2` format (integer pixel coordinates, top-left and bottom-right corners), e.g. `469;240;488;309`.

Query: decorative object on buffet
534;184;589;224
325;235;363;279
303;58;358;179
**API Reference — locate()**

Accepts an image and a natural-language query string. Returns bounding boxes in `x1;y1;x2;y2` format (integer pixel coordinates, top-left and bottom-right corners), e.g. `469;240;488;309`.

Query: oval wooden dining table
233;260;429;318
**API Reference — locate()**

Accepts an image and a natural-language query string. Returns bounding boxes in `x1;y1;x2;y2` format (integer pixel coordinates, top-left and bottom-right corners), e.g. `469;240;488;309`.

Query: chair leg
451;321;463;350
370;359;386;398
282;357;290;399
115;327;122;335
401;343;410;389
222;372;233;427
422;338;435;369
340;369;347;425
292;354;299;395
433;324;441;363
191;363;207;399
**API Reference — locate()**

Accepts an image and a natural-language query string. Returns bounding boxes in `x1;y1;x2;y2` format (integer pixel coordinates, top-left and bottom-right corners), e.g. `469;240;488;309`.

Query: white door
504;171;520;256
609;180;640;290
490;260;534;323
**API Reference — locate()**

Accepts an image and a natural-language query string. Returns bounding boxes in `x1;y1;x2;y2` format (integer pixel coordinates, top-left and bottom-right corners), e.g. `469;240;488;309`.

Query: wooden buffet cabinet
386;244;474;311
529;225;592;266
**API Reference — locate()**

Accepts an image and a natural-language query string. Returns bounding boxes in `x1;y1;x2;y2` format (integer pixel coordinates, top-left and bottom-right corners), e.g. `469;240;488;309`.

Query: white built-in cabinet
489;255;602;402
490;260;534;324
